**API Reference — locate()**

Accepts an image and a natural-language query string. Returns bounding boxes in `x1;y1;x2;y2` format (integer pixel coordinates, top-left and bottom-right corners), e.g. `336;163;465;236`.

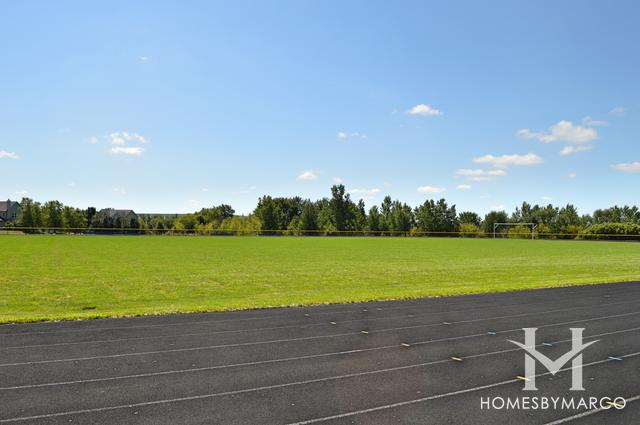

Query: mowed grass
1;235;639;323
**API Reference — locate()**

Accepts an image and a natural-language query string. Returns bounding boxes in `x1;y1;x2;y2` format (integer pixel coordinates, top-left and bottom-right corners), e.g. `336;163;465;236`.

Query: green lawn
1;235;639;323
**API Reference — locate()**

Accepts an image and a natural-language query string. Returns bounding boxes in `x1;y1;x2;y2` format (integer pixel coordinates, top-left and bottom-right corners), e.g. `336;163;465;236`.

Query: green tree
17;198;35;228
483;210;509;234
367;206;381;234
458;211;481;226
43;201;64;228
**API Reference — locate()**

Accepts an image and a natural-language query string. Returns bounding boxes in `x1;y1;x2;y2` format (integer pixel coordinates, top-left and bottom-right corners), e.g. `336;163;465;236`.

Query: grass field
1;235;639;323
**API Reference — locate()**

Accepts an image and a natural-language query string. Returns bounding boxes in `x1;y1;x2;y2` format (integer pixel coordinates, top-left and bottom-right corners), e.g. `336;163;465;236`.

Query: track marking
516;375;529;381
607;356;623;361
4;297;616;348
544;394;640;424
2;339;638;424
0;300;560;350
1;288;631;337
285;353;640;425
3;322;639;392
400;343;411;347
3;304;638;368
450;357;462;362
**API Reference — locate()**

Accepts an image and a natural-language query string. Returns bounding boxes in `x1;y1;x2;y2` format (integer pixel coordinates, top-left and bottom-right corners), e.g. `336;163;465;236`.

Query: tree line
9;185;640;239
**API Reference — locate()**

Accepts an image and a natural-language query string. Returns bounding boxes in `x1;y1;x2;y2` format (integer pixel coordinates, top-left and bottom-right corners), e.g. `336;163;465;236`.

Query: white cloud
108;132;149;145
103;132;149;155
87;136;99;144
456;169;507;181
336;131;366;140
333;177;344;184
417;185;447;194
517;120;597;144
112;187;127;195
491;204;506;211
568;172;577;179
111;146;144;155
609;106;626;115
541;196;553;201
560;145;593;155
139;56;150;61
187;199;201;209
408;104;443;116
456;184;472;190
68;182;76;187
0;150;19;159
612;162;640;173
582;116;607;127
297;170;318;181
472;153;543;168
201;187;209;192
15;190;28;196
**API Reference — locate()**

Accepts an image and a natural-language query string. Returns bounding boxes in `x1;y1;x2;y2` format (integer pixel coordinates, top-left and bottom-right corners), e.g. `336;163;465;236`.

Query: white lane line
0;299;514;336
0;288;630;336
2;336;638;424
543;394;640;424
2;302;638;368
286;353;640;425
0;297;567;350
3;318;640;392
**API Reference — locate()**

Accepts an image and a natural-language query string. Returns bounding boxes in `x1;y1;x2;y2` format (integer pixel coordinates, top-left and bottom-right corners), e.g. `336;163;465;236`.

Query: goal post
493;222;538;240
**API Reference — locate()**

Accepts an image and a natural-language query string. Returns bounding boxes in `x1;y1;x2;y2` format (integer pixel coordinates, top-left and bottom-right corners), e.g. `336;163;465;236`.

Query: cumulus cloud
408;104;443;116
333;177;344;184
417;185;447;193
103;131;149;155
0;150;19;159
336;132;347;140
111;146;144;155
560;145;593;155
108;132;149;146
297;170;318;180
517;121;597;144
456;169;507;181
612;162;640;173
472;153;543;168
456;184;472;190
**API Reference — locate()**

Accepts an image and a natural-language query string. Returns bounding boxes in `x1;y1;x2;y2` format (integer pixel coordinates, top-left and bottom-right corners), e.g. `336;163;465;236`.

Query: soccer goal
493;222;538;240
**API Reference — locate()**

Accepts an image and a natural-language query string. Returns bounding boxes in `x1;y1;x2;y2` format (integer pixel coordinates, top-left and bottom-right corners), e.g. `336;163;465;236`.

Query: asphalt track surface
1;282;639;424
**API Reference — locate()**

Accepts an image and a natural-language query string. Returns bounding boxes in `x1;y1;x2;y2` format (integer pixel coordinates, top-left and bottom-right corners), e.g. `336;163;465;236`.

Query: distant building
0;199;20;226
96;208;139;228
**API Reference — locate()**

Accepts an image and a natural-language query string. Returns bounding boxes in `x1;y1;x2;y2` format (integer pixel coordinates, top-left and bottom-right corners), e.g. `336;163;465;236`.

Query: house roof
0;200;19;213
98;208;137;218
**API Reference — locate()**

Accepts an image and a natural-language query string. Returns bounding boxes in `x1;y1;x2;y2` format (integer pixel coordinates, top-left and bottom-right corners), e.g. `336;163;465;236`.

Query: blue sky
1;1;638;214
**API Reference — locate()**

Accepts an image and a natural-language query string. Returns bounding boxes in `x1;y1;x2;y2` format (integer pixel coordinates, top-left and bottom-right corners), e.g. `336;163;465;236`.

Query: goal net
492;223;538;240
